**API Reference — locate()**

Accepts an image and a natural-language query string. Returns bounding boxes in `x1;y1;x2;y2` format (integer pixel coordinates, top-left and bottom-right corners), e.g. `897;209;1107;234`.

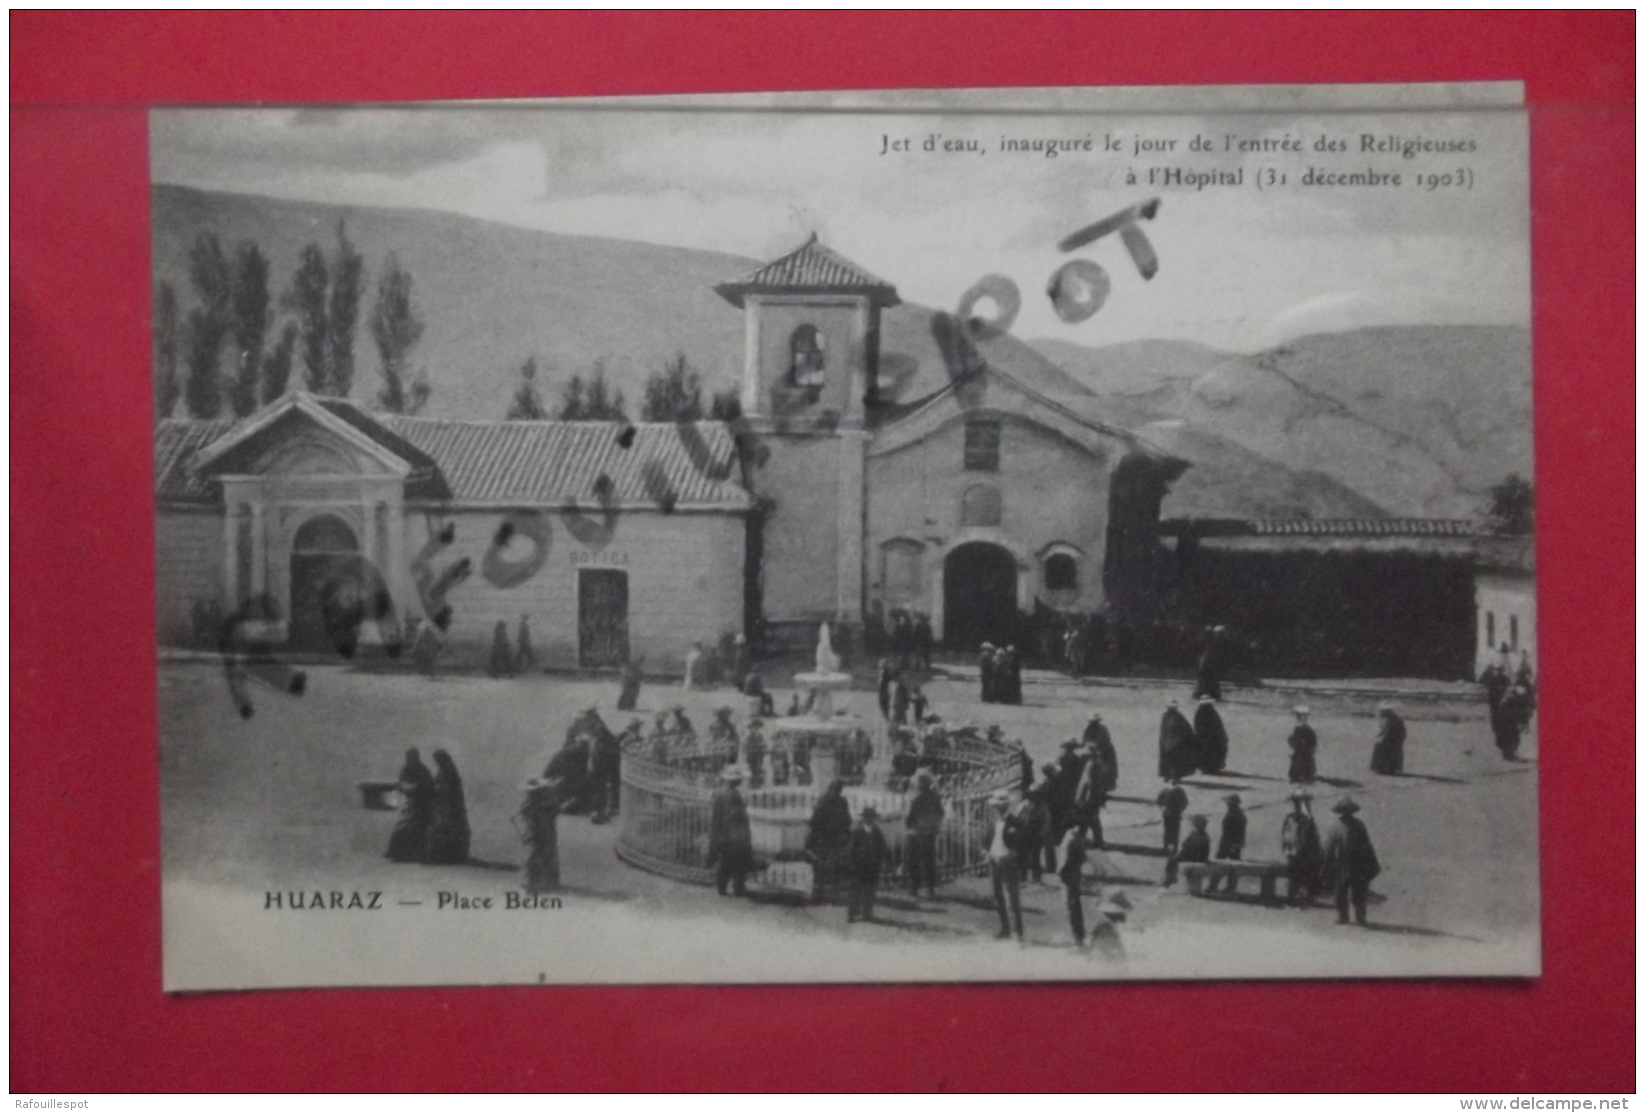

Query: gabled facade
717;235;1170;650
154;235;1180;669
156;393;749;671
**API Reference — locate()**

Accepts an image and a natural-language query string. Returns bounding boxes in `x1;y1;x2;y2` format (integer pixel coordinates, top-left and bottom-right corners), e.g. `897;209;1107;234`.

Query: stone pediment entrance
193;393;414;648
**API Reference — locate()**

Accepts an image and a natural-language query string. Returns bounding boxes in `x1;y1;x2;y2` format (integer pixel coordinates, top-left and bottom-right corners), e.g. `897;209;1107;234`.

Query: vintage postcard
153;83;1537;989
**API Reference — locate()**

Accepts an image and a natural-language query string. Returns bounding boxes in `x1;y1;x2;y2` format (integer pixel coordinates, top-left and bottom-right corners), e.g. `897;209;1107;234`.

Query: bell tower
714;234;900;425
715;236;900;649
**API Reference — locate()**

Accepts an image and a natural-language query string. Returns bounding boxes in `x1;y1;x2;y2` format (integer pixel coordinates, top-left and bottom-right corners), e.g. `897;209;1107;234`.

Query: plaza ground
159;658;1539;987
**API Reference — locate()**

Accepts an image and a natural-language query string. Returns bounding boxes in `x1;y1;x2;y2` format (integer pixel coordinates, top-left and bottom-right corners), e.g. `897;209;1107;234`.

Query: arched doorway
943;542;1019;650
288;514;361;652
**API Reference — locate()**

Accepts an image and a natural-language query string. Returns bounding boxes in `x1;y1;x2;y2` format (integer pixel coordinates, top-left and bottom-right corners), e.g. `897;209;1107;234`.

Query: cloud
150;103;1531;349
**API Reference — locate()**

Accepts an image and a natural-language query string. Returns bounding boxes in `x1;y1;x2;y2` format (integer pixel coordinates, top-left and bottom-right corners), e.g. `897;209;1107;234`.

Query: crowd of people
377;623;1539;945
1147;688;1401;925
977;643;1024;705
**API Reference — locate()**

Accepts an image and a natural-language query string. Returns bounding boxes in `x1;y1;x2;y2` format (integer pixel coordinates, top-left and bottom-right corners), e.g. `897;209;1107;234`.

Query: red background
11;12;1634;1093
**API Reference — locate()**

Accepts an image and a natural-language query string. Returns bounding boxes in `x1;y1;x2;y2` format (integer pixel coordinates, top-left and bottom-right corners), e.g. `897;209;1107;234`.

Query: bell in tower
714;234;900;426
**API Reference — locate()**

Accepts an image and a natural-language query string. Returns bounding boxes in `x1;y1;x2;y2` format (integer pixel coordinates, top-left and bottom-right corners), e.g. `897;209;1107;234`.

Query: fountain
790;621;850;719
615;622;1020;893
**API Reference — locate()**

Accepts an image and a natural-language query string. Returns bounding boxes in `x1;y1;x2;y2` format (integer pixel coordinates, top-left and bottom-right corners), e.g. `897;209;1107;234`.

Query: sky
151;95;1531;352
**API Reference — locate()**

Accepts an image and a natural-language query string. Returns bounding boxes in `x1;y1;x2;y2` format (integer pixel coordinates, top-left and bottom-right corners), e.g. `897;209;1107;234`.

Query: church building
154;235;1178;671
720;235;1173;652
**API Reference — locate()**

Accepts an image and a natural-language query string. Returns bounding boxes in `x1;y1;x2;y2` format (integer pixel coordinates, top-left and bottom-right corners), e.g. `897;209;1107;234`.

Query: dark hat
861;805;879;819
1087;710;1103;721
1189;814;1209;827
916;770;934;785
1223;793;1242;805
1060;739;1082;750
1332;797;1361;814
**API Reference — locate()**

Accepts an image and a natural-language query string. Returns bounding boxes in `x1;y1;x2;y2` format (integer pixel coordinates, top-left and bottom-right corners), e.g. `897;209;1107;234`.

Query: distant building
715;234;1180;652
1157;517;1535;679
153;234;1524;680
155;395;749;670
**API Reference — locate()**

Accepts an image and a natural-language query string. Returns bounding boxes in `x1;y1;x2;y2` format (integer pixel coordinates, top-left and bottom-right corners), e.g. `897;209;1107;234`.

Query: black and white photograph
151;83;1537;989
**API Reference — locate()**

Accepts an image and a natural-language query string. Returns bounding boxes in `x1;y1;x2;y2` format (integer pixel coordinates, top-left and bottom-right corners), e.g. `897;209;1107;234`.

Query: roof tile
716;234;899;306
155;408;750;511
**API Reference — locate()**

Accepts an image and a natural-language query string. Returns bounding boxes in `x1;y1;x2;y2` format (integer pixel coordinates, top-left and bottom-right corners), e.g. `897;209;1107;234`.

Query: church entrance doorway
943;542;1018;650
288;514;361;653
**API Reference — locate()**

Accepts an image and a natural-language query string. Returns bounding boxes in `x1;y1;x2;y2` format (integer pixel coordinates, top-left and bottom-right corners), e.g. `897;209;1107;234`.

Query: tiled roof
1246;518;1475;537
715;234;900;307
1160;517;1478;538
155;406;751;511
155;418;235;503
381;416;750;509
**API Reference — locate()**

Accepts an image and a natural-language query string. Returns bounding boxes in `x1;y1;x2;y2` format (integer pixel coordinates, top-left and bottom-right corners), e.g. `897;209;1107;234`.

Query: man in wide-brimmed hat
1206;793;1247;895
707;765;754;898
846;804;891;923
1167;813;1212;887
984;789;1026;940
1321;796;1381;925
1281;790;1323;906
905;770;945;900
590;715;636;824
516;775;563;894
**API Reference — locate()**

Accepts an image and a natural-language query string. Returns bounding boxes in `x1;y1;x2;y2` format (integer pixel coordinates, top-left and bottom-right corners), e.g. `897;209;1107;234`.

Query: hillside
152;185;1506;521
151;184;1093;422
1035;326;1533;518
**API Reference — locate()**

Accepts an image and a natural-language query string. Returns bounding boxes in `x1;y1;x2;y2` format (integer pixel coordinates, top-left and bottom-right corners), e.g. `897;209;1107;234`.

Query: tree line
154;221;428;421
505;351;741;423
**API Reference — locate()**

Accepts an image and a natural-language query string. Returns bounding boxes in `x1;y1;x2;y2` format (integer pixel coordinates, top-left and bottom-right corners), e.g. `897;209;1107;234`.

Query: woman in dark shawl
616;655;644;712
517;776;561;893
1287;707;1319;784
488;620;515;678
425;748;471;864
805;779;853;902
1193;696;1230;775
385;748;435;863
1158;700;1196;781
1369;703;1407;775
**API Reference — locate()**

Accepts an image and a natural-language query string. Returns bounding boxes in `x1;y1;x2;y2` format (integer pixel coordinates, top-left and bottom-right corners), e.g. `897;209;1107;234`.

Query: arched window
960;484;1002;528
1044;552;1078;591
789;325;826;388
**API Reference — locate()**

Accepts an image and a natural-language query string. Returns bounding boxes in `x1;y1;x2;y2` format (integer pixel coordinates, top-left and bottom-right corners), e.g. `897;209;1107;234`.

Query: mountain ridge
151;185;1523;520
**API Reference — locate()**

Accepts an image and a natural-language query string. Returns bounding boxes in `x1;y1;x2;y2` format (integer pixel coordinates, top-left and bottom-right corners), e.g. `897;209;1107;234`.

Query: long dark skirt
386;803;431;862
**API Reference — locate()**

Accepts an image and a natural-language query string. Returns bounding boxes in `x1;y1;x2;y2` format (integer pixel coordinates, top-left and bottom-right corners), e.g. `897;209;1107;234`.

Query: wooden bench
357;780;400;811
1180;860;1288;901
